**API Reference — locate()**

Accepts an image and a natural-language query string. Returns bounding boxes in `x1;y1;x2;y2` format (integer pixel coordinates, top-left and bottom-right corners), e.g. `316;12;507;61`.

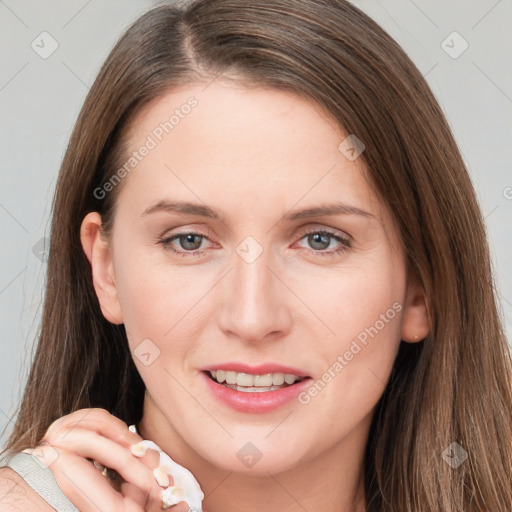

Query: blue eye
159;233;207;256
296;229;351;257
158;228;351;257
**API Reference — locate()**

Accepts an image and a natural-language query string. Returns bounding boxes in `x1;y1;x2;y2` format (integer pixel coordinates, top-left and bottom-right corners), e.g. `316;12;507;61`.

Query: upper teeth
209;370;302;387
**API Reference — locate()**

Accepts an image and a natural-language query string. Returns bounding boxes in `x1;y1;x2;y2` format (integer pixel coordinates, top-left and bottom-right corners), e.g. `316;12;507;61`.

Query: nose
216;242;293;345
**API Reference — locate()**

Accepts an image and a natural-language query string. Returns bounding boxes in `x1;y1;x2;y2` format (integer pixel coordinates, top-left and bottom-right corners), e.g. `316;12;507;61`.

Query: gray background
1;0;511;448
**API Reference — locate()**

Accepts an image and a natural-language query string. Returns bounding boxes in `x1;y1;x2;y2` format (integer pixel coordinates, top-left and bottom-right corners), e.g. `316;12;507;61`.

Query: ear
80;212;123;324
401;279;430;343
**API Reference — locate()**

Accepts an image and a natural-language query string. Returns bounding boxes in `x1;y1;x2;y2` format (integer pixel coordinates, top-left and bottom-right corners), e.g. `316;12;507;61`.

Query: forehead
118;82;383;223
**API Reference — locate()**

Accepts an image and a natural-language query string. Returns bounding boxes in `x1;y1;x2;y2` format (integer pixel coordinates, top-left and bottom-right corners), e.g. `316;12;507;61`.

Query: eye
157;227;351;258
294;228;351;257
158;232;210;257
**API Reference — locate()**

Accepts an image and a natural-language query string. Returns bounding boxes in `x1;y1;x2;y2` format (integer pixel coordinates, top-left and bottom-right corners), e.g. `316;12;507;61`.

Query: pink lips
200;362;312;414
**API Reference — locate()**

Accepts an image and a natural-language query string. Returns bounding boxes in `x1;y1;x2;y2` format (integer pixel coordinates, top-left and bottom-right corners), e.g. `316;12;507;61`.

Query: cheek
294;247;405;384
115;269;170;338
296;255;405;423
290;250;404;344
113;248;216;349
326;301;402;403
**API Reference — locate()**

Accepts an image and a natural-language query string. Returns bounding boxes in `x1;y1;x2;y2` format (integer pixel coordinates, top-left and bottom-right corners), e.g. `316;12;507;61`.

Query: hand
23;408;169;511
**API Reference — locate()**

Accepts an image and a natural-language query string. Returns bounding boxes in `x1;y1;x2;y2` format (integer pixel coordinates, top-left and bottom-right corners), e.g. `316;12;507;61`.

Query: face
82;81;428;475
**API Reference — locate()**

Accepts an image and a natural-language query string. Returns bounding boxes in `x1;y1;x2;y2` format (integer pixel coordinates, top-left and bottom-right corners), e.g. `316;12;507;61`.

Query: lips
199;362;313;414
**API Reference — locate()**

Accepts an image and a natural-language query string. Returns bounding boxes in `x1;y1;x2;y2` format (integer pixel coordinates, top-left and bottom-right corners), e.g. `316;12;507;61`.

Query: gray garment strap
2;452;79;512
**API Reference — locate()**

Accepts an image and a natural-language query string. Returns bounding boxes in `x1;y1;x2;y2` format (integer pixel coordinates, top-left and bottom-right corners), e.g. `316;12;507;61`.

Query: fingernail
153;466;170;487
22;448;34;455
130;443;147;457
161;486;180;508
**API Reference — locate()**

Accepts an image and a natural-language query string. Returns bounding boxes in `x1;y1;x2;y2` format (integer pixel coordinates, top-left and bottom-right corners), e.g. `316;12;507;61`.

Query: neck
138;396;369;512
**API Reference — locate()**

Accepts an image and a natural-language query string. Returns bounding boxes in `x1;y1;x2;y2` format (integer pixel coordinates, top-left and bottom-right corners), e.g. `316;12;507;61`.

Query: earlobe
80;212;123;324
401;280;431;343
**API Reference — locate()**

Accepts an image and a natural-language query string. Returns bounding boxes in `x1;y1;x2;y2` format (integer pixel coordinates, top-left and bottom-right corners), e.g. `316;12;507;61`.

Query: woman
1;0;511;510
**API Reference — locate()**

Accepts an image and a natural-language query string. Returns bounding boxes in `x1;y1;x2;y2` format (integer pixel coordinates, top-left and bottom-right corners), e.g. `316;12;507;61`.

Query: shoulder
0;467;55;511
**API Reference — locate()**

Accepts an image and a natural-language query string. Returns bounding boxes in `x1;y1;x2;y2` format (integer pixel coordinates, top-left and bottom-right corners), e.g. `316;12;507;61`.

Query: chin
198;436;307;475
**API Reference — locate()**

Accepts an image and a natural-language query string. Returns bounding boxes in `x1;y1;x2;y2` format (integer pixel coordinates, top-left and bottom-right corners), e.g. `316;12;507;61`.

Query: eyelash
157;228;351;258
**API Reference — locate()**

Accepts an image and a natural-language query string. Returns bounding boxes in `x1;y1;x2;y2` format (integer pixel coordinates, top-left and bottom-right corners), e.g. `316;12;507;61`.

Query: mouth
203;369;310;393
199;363;313;413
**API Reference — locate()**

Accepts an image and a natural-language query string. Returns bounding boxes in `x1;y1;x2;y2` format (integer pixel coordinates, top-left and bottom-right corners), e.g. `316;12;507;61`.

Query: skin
0;410;169;512
79;81;430;512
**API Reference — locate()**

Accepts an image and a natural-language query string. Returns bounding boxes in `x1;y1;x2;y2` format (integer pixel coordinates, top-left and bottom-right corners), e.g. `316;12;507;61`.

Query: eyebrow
141;200;220;219
283;202;373;220
140;200;373;221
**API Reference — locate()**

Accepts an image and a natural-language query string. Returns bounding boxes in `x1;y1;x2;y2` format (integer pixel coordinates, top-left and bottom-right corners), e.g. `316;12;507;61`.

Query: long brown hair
2;1;511;510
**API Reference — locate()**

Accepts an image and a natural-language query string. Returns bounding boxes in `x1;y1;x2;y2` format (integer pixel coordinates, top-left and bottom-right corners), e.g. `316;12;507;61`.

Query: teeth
272;373;285;385
284;374;297;385
237;372;254;386
208;370;303;387
226;371;237;385
253;373;273;386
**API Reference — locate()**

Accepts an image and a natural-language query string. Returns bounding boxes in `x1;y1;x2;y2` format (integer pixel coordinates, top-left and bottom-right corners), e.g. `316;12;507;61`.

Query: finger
29;444;127;512
43;418;161;471
120;481;146;512
120;481;173;512
44;408;135;441
121;479;182;512
44;427;163;509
